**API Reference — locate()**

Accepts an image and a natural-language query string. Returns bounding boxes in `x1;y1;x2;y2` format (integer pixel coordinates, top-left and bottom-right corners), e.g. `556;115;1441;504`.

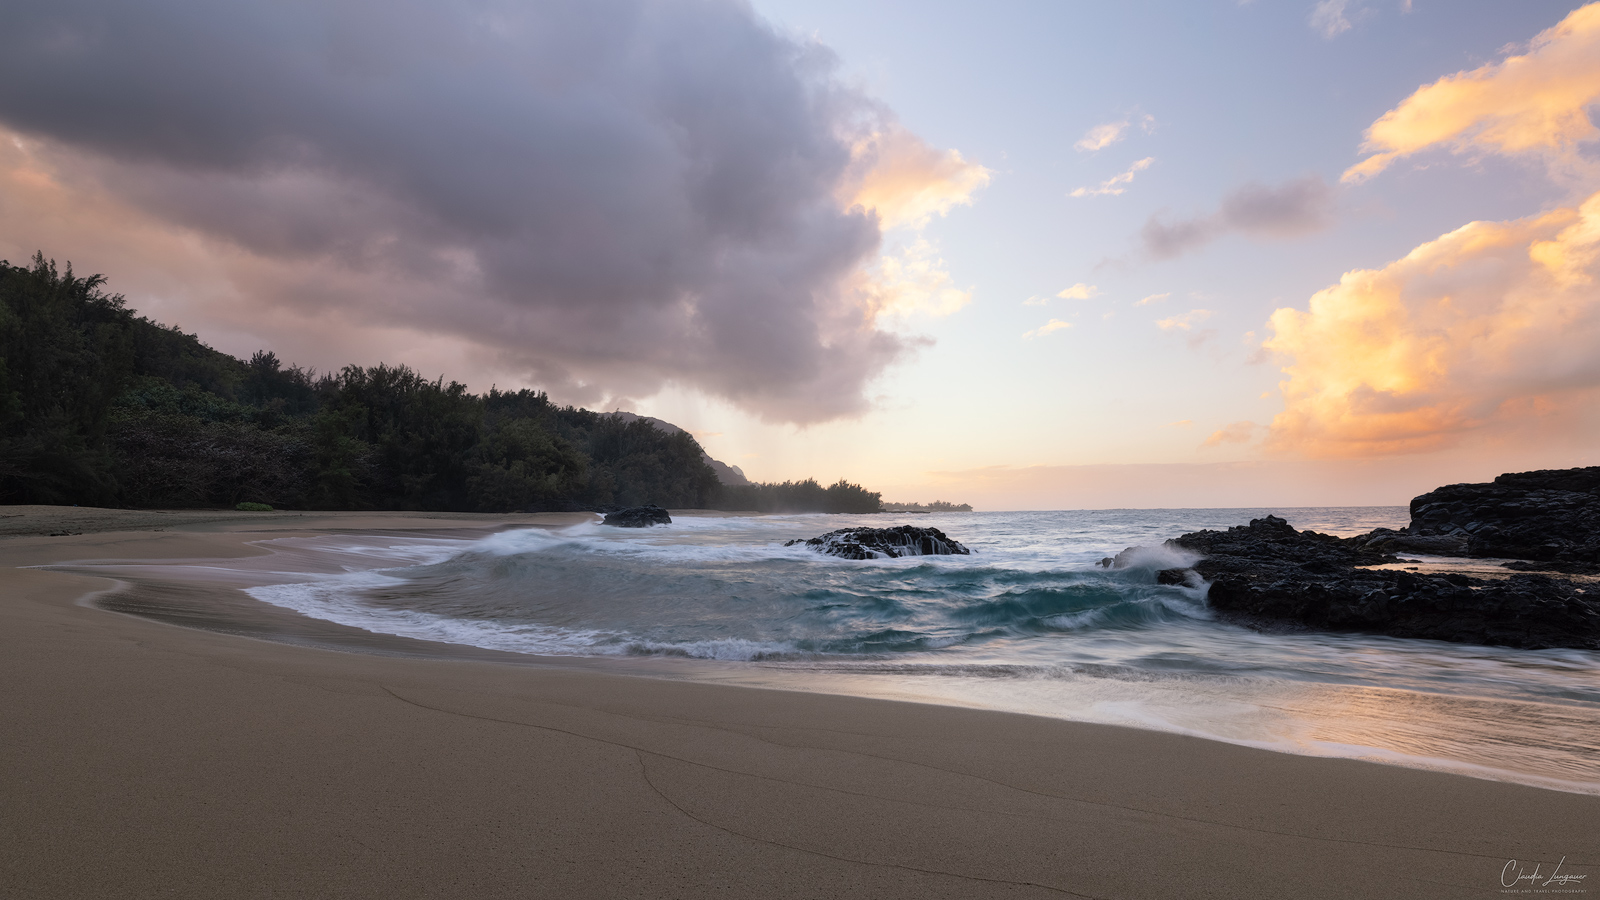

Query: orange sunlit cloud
1344;2;1600;183
843;124;991;231
1264;190;1600;457
840;124;990;321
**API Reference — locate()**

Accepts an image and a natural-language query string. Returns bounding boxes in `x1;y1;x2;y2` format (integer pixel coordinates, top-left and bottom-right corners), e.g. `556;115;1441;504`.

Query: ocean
143;509;1600;793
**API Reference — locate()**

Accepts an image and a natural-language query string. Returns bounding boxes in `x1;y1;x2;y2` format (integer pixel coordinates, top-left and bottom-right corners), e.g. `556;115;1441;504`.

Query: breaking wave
230;507;1600;794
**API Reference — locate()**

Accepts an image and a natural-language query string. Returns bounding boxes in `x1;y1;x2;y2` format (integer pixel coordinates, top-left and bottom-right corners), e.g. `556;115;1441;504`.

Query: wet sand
1;507;1594;898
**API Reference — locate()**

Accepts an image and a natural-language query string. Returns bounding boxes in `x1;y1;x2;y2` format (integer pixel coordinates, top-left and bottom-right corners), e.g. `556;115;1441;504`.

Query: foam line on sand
1;508;1594;898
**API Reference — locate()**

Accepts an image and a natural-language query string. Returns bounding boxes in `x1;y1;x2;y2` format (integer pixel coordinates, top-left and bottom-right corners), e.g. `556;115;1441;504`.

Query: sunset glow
3;0;1597;507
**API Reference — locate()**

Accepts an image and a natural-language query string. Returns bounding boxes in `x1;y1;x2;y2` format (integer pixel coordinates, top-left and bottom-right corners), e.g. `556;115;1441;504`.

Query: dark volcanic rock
1164;515;1600;650
786;526;970;560
1173;515;1398;569
1135;468;1600;649
602;505;671;528
1356;528;1471;556
1502;559;1600;576
1401;467;1600;563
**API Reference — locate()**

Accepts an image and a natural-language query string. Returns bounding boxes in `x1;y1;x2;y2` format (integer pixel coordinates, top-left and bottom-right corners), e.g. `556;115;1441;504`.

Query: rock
1356;528;1470;556
1502;559;1600;576
1123;469;1600;650
1102;542;1200;571
1404;467;1600;563
1155;568;1196;586
1162;515;1600;650
602;505;672;528
1173;515;1397;569
786;526;971;560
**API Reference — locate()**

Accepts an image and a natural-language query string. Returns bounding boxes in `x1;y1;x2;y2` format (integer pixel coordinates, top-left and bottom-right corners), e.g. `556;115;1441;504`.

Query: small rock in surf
602;505;672;528
786;526;970;560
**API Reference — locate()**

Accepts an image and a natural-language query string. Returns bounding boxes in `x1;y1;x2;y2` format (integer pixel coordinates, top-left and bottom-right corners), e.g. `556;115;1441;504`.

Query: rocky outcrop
1097;468;1600;649
1402;467;1600;564
1159;515;1600;650
786;526;970;560
602;505;672;527
1353;528;1471;557
1171;514;1395;569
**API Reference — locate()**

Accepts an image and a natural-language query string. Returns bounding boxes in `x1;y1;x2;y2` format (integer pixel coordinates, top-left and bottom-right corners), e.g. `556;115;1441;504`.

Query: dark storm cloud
0;0;919;421
1141;175;1333;260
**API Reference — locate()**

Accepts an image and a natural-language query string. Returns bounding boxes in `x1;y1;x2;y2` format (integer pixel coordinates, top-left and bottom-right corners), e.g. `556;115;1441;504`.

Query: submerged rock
786;525;970;560
602;505;672;528
1160;515;1600;650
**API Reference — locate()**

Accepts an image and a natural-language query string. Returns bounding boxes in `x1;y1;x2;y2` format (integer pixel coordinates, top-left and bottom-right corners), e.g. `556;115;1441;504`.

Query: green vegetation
235;502;274;511
716;479;883;514
0;254;882;513
882;500;973;512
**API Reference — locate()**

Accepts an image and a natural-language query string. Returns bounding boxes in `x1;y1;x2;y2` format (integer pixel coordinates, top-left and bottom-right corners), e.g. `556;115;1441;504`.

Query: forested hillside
0;254;881;513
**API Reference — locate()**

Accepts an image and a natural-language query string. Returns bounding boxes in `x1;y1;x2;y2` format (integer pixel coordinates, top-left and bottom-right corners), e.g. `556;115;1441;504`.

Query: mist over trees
0;255;882;513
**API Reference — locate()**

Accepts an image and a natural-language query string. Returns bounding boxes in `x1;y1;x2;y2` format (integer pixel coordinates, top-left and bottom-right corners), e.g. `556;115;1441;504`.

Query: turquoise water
236;508;1600;794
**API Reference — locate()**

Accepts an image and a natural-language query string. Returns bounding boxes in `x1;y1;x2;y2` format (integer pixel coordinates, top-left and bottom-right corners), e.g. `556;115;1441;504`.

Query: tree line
0;254;881;513
881;501;973;512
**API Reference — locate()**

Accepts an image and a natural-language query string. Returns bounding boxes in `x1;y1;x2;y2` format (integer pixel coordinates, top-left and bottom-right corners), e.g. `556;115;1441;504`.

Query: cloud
1023;282;1098;305
859;238;971;318
1070;157;1154;197
1023;319;1073;339
1310;0;1353;38
1075;121;1128;152
1157;309;1214;331
0;0;987;425
1142;175;1333;258
1203;421;1258;447
1137;292;1171;306
1264;189;1600;457
1073;115;1156;153
1344;3;1600;183
843;124;991;230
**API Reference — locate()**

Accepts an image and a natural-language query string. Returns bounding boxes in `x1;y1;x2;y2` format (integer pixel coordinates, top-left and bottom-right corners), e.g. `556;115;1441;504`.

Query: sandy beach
1;508;1594;899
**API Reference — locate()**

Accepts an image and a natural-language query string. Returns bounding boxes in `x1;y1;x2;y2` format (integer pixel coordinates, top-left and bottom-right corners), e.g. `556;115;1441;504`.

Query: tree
0;254;134;503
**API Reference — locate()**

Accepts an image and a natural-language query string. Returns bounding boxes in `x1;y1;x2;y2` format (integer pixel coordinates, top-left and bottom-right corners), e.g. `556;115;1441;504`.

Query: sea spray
200;506;1600;793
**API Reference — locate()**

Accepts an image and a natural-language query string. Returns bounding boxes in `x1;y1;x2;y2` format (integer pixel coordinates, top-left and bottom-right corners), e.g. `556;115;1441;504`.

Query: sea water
235;509;1600;793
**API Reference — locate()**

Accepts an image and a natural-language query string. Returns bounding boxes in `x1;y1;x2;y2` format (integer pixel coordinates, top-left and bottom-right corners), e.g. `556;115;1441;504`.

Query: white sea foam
621;637;802;660
247;574;615;656
1041;609;1106;630
95;504;1600;795
1108;542;1202;570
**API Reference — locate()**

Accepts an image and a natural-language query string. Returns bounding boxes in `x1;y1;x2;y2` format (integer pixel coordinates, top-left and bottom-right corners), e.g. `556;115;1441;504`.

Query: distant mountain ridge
608;412;750;485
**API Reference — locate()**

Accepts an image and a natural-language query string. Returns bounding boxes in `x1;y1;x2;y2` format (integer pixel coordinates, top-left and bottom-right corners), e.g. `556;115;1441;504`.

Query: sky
3;0;1599;508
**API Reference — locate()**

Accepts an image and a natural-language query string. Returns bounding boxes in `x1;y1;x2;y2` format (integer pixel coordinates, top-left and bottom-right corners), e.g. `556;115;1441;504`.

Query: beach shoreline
2;507;1595;898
